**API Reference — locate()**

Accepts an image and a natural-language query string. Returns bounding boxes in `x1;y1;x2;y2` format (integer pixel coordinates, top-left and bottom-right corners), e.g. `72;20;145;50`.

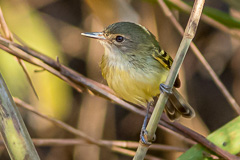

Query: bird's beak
81;32;106;40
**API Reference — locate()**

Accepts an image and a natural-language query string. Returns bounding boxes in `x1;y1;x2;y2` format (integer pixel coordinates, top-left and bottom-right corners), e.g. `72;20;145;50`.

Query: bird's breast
101;53;169;106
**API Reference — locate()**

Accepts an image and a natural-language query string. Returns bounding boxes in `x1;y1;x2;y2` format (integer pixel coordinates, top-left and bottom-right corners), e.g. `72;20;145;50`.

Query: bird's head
81;22;160;57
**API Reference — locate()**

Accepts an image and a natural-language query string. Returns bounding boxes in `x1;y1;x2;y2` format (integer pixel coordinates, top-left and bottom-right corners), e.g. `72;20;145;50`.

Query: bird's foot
140;129;151;145
160;83;172;94
140;129;156;145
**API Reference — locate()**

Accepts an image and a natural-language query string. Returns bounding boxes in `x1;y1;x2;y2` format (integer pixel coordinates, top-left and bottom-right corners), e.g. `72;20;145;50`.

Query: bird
81;22;195;143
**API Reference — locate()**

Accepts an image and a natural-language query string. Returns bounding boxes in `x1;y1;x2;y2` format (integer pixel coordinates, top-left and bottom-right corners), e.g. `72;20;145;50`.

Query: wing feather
151;48;181;88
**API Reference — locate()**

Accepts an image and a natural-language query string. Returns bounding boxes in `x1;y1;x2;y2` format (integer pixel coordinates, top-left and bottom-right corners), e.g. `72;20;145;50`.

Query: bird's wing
152;48;181;87
166;88;195;121
151;48;173;70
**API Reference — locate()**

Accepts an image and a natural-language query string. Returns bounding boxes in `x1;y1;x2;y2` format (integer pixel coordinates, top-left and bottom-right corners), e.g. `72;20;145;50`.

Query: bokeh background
0;0;240;159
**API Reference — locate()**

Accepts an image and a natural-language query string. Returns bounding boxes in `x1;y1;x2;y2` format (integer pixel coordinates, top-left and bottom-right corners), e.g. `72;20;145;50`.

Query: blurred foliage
147;0;240;28
0;0;72;121
0;0;239;159
223;0;240;10
202;6;240;28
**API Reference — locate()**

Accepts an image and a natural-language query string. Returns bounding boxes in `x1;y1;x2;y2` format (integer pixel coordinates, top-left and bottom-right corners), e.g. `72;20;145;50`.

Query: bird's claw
140;129;152;145
140;129;156;145
160;83;172;94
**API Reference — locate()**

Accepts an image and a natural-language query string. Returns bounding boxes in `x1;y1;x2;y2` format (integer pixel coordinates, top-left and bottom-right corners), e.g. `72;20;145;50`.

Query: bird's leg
140;83;172;144
140;102;155;145
160;83;172;94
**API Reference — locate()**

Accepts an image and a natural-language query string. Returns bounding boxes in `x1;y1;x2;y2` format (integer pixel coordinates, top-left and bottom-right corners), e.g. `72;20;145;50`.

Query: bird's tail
165;88;195;121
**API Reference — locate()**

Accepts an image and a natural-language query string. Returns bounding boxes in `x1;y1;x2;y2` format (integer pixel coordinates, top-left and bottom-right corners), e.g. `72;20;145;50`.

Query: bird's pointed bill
81;32;106;40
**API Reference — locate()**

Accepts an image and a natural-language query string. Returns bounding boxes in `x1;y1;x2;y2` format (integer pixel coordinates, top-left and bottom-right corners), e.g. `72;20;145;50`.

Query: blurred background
0;0;240;159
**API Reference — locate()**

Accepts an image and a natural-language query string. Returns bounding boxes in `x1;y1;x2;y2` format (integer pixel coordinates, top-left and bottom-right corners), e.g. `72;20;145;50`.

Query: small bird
82;22;194;121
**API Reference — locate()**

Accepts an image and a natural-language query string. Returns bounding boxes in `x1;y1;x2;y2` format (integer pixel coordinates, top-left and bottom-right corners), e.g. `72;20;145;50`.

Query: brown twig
158;0;240;115
158;119;196;145
0;7;13;41
110;140;188;152
111;146;163;160
169;0;240;40
14;97;102;146
13;98;166;160
13;97;189;153
0;138;185;152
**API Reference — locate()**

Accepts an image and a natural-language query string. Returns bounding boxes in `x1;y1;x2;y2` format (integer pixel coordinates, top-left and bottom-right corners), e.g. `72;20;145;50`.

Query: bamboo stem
133;0;205;159
0;73;40;160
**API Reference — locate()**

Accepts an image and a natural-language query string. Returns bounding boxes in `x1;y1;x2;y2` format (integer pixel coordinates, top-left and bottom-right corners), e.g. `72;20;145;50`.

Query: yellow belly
102;64;169;106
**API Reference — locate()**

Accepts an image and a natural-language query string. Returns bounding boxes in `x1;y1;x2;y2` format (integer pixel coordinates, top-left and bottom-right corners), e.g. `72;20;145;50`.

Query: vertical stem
133;0;205;159
147;38;192;138
0;73;40;160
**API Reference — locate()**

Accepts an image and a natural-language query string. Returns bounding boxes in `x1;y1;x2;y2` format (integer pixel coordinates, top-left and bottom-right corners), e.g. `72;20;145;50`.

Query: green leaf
178;116;240;160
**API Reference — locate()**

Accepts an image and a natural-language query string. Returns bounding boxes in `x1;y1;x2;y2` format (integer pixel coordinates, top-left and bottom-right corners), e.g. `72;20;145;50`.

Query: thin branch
0;42;84;93
13;98;165;160
14;97;188;153
158;120;196;145
0;7;13;40
159;0;240;115
0;138;185;152
109;140;188;152
111;146;163;160
14;95;240;160
169;0;240;41
14;97;103;146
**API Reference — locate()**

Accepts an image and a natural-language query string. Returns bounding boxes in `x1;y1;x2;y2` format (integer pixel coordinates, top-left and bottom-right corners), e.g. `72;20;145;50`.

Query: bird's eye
116;36;124;42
